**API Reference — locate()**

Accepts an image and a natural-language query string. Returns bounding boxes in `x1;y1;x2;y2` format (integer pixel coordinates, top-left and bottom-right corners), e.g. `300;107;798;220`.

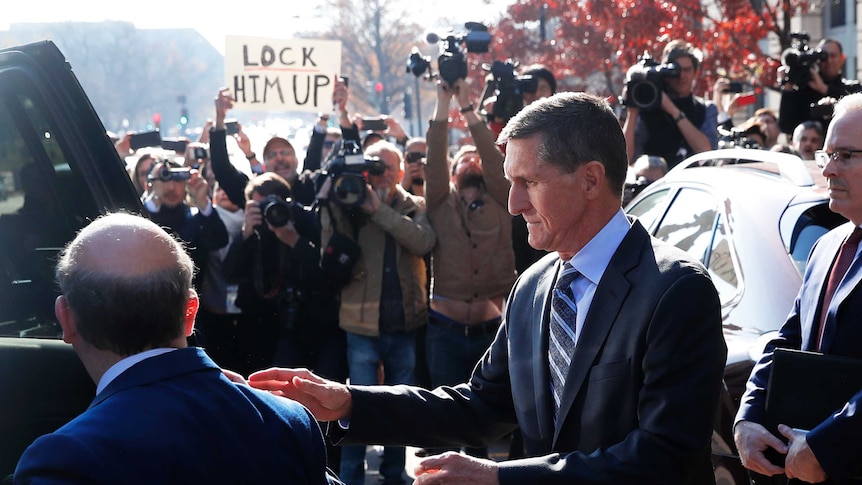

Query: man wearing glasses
735;92;862;484
622;39;718;169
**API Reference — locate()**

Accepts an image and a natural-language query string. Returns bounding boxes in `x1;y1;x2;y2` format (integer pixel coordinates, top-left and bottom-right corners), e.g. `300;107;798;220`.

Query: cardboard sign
225;36;342;113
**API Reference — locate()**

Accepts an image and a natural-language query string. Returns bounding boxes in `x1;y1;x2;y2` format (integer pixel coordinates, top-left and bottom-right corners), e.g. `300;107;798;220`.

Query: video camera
326;141;386;207
781;32;828;87
717;126;763;150
259;194;297;228
147;162;191;183
407;22;492;84
624;52;681;111
484;60;538;121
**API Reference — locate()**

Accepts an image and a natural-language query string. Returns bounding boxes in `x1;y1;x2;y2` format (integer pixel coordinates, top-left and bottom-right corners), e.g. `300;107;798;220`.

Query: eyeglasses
324;140;339;149
264;149;293;160
814;149;862;169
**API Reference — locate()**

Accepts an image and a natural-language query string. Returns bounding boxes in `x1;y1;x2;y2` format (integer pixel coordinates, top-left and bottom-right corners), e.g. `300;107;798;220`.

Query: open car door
0;41;142;479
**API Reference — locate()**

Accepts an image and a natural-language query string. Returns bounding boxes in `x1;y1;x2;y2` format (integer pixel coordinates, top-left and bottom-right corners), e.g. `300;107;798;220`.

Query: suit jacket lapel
552;221;642;446
533;259;558;449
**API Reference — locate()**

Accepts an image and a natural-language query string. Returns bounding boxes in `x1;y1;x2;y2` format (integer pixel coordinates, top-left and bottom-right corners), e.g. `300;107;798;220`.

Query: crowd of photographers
112;30;859;483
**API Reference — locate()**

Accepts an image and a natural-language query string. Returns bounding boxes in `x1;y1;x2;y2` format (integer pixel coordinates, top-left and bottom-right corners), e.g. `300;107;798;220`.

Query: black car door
0;41;142;479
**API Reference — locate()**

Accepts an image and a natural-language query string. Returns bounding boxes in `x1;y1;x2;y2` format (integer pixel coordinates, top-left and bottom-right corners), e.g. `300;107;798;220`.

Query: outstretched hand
414;452;499;485
248;367;352;422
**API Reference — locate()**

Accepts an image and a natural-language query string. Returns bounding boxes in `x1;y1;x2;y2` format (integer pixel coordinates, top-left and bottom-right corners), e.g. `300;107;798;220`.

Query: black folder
762;348;862;465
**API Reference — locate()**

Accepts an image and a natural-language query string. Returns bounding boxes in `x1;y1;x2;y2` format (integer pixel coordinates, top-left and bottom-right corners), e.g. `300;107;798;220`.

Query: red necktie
816;227;862;351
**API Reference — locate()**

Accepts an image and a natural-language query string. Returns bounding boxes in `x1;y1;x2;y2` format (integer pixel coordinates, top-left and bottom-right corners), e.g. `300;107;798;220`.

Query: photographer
623;154;668;207
221;173;342;377
623;40;718;168
484;63;557;139
778;37;862;135
142;158;228;290
318;140;435;485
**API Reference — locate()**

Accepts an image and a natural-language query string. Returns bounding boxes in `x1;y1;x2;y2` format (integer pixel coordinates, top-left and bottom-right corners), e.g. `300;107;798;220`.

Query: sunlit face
404;140;427;157
453;151;483;186
505;136;586;260
818;41;845;80
523;78;554;106
757;114;780;147
263;140;298;182
152;163;187;208
821;110;862;225
367;149;403;193
793;128;823;160
136;157;154;194
666;56;696;98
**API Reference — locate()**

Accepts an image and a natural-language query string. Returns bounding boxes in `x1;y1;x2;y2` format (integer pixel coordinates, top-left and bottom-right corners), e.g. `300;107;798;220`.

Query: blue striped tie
549;262;579;416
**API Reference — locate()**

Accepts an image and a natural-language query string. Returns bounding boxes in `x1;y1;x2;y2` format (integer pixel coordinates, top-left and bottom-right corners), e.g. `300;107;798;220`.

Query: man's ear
184;290;199;337
580;160;606;199
55;295;79;345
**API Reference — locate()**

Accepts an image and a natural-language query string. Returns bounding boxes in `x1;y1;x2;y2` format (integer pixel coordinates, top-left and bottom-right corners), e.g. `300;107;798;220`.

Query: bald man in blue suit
14;213;331;485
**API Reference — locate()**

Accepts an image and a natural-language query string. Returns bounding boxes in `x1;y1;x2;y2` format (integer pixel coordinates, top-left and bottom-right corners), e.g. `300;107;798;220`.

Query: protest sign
225;36;342;113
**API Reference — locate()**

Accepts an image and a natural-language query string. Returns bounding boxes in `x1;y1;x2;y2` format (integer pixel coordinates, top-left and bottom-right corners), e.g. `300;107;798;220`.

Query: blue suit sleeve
14;433;106;485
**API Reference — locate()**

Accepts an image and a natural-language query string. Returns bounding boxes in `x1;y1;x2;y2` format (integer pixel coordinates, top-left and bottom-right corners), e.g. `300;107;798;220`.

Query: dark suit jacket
737;222;862;483
338;218;726;484
14;348;328;485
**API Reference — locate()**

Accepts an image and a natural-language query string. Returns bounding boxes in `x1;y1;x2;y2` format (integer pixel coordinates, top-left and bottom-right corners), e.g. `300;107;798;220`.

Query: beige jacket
321;185;435;337
424;119;517;302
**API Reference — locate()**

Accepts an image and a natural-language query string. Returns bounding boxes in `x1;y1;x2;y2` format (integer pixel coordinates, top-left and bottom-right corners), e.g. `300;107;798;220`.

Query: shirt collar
566;209;631;285
96;348;178;395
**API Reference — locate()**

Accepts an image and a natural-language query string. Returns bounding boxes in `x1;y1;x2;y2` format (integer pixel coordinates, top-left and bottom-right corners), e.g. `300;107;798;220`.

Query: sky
3;0;511;54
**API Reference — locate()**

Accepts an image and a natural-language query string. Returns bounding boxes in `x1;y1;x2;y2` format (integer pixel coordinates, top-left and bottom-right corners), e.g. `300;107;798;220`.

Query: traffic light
403;92;412;119
180;107;189;126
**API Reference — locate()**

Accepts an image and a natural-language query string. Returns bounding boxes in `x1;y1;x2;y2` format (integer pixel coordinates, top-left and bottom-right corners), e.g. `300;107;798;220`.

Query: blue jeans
340;331;416;485
424;314;498;458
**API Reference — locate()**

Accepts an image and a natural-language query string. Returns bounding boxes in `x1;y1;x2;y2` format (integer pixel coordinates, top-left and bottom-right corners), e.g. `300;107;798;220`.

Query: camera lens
332;174;367;207
260;196;292;227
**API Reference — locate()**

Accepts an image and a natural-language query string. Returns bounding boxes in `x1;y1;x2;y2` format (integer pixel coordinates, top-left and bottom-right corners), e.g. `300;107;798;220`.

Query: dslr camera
147;162;191;183
326;141;386;207
781;32;828;87
258;194;297;228
484;60;538;121
407;22;492;84
624;53;681;111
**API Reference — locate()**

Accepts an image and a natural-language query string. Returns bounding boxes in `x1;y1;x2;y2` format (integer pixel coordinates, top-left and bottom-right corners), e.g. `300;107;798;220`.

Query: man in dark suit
249;92;727;483
734;93;862;484
13;213;330;485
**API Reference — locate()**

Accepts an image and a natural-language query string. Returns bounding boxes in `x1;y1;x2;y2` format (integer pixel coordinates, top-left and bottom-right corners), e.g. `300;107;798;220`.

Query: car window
627;188;671;231
788;204;848;275
0;85;98;339
707;215;741;305
653;188;719;263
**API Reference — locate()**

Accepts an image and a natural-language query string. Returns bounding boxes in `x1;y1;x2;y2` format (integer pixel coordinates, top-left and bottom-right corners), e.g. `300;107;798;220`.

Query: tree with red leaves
456;0;813;110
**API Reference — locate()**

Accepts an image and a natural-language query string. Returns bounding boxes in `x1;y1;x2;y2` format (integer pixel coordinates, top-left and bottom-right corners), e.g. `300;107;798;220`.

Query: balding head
66;213;189;277
56;213;195;356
